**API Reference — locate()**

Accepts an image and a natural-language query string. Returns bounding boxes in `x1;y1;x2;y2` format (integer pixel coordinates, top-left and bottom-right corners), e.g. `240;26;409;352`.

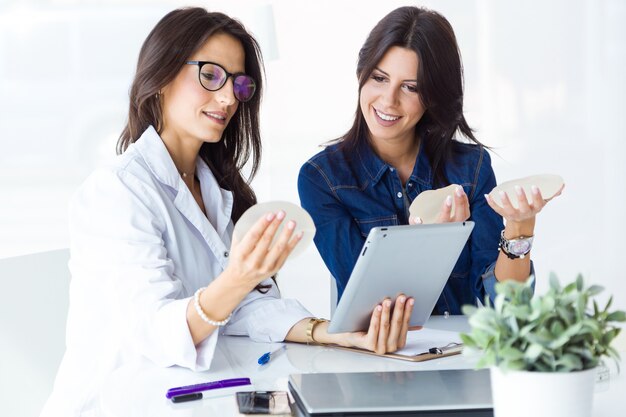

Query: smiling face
160;32;244;146
359;46;426;146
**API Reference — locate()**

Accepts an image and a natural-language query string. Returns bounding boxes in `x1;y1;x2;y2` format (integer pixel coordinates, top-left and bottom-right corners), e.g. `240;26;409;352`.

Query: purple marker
166;377;251;399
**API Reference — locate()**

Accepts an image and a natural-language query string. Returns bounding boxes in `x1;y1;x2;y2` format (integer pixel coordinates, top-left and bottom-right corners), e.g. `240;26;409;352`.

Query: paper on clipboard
393;328;462;356
330;327;463;362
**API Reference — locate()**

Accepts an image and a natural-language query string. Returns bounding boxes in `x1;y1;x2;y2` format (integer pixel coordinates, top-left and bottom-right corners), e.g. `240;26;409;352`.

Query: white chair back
0;249;70;417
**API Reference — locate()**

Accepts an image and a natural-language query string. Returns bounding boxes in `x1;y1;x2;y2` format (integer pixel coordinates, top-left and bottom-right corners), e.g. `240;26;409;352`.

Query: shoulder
301;142;348;171
450;141;491;163
445;141;496;197
71;147;161;215
299;142;360;187
446;141;493;175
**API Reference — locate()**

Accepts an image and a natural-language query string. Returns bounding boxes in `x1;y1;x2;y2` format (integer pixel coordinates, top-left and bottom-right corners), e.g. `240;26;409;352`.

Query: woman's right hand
337;294;420;355
410;186;470;225
225;210;303;289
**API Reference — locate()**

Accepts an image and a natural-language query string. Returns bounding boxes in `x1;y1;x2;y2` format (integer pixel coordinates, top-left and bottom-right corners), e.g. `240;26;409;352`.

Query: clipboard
327;328;463;362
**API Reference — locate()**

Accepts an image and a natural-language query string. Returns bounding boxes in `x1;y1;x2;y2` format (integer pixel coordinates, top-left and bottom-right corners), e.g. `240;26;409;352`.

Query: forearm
284;319;352;347
186;270;255;345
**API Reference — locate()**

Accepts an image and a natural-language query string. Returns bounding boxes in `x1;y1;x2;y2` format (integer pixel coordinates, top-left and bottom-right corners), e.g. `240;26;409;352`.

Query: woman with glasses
298;7;563;315
42;8;414;416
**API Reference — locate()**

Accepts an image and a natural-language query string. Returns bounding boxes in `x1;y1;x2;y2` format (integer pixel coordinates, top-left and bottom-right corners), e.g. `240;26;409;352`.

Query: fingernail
287;220;295;230
515;185;523;196
276;210;286;220
384;300;391;308
376;305;383;312
531;185;540;194
399;296;406;303
445;195;452;206
297;231;304;239
455;186;464;197
266;212;275;221
499;191;507;200
415;216;422;224
408;298;414;306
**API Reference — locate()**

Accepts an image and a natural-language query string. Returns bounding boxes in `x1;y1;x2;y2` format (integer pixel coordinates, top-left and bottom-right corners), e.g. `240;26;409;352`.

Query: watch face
509;239;531;255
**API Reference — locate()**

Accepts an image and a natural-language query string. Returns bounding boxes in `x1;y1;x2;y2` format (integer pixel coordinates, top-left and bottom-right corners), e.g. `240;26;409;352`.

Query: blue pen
257;345;287;365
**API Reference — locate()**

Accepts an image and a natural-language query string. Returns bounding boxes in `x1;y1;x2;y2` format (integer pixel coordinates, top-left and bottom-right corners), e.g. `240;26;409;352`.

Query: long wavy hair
117;7;263;223
339;6;485;187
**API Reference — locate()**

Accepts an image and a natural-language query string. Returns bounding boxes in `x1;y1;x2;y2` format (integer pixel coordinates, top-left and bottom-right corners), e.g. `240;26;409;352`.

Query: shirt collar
132;125;181;189
356;137;388;185
131;126;234;236
356;135;433;187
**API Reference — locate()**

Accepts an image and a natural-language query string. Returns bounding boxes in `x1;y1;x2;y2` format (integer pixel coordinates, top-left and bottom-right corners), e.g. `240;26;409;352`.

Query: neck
160;131;203;179
369;133;420;170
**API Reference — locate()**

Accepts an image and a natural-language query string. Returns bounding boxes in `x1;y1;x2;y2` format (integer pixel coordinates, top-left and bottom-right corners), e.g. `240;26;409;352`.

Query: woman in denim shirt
298;6;562;315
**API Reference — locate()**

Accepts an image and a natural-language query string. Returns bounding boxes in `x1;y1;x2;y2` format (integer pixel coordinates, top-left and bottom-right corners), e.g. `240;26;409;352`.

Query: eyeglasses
186;61;257;103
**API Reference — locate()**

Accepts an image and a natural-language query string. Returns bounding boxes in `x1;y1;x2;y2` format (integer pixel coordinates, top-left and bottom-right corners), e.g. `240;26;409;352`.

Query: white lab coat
41;126;311;417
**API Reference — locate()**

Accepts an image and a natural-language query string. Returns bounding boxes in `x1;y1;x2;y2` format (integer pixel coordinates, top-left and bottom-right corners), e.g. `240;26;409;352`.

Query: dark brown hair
340;6;484;187
117;7;263;223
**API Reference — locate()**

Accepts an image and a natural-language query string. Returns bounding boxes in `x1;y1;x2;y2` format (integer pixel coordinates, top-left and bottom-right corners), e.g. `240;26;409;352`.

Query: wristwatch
498;230;534;259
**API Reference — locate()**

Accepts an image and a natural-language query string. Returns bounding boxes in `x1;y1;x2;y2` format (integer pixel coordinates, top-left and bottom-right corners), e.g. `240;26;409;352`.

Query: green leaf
607;311;626;322
461;304;478;316
549;273;561;291
576;274;584;290
524;343;544;361
499;346;524;361
555;354;583;372
587;285;604;296
459;333;477;348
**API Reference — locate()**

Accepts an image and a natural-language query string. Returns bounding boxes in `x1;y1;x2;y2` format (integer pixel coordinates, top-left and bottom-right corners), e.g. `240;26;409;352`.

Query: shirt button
408;183;413;187
390;167;395;172
223;251;229;258
397;192;402;198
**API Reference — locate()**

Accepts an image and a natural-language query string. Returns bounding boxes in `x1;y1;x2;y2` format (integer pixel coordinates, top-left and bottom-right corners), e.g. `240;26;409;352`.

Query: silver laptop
288;369;493;416
328;222;474;333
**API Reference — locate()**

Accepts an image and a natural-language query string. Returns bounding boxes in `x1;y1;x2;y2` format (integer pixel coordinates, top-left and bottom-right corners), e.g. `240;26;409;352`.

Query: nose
215;76;237;106
380;83;400;107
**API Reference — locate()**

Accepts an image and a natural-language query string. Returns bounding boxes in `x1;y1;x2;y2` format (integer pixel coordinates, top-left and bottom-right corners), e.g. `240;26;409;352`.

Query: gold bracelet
305;318;328;345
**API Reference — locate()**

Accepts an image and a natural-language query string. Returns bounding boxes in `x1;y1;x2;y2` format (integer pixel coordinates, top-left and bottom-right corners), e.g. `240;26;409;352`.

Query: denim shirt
298;138;527;315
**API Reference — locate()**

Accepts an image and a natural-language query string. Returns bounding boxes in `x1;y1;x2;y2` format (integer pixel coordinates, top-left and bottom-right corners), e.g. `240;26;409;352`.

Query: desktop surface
97;316;625;417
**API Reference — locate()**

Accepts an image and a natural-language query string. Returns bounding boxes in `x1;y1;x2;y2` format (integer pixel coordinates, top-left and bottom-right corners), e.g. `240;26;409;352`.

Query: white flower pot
490;366;596;417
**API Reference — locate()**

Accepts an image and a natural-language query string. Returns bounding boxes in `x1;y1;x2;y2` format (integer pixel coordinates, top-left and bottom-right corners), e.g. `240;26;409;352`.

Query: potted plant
461;274;625;417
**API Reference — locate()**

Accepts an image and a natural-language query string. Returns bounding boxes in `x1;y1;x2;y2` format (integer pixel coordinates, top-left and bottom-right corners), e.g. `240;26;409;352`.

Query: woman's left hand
343;294;419;355
485;184;565;228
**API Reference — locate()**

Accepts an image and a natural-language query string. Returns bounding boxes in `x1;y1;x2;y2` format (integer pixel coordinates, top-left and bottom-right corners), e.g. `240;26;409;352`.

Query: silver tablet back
328;222;474;333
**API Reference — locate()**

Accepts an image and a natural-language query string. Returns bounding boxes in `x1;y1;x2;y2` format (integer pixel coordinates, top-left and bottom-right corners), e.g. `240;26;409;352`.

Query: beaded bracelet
193;287;232;326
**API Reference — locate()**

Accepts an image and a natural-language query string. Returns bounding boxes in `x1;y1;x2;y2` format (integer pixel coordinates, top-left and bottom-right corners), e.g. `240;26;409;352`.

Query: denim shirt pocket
354;216;399;238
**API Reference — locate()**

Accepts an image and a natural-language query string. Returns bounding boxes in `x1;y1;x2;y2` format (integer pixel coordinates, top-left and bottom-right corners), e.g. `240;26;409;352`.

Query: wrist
216;268;257;296
309;320;343;346
504;219;535;239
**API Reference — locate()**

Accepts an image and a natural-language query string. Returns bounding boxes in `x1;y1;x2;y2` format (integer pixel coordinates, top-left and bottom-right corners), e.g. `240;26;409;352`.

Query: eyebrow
373;67;417;83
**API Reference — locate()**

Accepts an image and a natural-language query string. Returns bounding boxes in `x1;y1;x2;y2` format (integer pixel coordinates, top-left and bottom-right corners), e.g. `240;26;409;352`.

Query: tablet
327;222;474;333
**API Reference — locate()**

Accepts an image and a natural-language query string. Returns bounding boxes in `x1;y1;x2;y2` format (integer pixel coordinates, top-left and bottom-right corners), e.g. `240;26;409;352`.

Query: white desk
98;316;625;416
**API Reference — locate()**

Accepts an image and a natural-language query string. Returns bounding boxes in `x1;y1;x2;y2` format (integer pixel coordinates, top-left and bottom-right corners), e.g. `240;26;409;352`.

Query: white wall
1;0;625;318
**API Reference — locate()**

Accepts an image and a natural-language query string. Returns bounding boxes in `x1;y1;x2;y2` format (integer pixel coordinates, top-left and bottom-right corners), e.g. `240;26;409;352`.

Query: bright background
1;0;625;318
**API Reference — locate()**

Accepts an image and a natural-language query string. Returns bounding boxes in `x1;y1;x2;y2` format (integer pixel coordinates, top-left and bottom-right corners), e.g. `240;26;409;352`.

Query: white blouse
41;126;311;417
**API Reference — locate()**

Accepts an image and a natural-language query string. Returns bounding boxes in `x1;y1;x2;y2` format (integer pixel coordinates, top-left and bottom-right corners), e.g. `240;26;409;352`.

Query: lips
374;108;400;121
373;107;401;126
203;110;227;125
